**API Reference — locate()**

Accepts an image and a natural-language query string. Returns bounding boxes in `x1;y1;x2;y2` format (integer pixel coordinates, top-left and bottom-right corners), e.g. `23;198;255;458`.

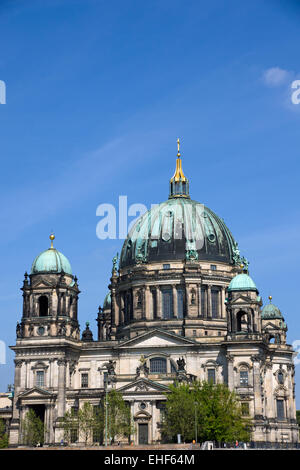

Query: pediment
229;294;252;305
117;378;169;393
263;322;281;331
32;279;54;289
119;329;196;349
18;387;55;399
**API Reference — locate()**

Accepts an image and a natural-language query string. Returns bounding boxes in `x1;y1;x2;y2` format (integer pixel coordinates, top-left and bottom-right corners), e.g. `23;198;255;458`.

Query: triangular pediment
32;279;54;289
229;294;252;304
117;378;170;393
119;328;196;348
263;322;281;331
18;387;55;399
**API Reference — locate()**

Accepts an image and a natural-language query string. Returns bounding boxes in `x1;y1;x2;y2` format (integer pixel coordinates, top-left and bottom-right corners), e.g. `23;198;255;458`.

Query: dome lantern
169;138;190;199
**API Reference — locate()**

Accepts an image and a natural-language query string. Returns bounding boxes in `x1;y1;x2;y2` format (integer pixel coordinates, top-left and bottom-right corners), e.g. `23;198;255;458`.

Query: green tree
62;403;104;445
105;389;133;443
78;402;99;445
21;409;44;446
62;407;80;444
161;380;251;444
61;392;133;446
0;419;9;448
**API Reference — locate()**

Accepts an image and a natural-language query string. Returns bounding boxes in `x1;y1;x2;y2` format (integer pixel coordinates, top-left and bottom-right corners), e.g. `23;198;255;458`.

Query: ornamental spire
169;138;190;199
49;233;55;249
177;138;180;156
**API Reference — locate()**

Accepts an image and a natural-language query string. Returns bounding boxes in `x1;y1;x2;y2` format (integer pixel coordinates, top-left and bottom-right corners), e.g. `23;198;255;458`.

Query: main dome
120;198;237;268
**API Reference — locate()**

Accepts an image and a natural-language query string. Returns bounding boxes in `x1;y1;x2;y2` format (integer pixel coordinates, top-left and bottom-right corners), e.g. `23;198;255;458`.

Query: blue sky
1;0;300;404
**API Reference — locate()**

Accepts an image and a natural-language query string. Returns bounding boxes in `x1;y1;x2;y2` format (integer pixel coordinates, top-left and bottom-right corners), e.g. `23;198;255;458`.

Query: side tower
225;271;298;444
10;235;81;445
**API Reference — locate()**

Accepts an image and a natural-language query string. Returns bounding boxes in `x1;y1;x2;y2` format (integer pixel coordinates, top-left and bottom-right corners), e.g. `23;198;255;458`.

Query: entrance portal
138;423;148;445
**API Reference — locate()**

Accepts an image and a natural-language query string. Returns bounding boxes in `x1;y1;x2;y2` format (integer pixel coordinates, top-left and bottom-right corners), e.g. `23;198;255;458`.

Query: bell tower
226;268;262;340
18;234;80;341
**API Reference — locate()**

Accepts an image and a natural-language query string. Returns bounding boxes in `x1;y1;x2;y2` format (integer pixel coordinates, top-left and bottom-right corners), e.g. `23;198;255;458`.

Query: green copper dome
228;273;257;292
103;292;111;310
261;303;283;320
31;236;72;275
120;198;237;268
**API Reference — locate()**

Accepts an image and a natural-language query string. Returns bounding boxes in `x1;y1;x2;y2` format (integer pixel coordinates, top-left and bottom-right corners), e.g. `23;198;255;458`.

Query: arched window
124;292;132;324
150;357;167;374
162;288;173;319
278;371;284;384
201;287;207;316
39;296;48;317
207;368;216;384
211;289;219;318
151;290;157;319
240;370;249;386
236;311;248;332
177;288;184;319
36;370;45;387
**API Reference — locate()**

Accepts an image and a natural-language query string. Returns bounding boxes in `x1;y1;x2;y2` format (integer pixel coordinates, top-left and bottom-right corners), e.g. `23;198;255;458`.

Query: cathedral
9;142;298;446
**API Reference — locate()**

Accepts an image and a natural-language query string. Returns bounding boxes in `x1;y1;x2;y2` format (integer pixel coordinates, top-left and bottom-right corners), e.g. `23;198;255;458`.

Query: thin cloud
262;67;291;86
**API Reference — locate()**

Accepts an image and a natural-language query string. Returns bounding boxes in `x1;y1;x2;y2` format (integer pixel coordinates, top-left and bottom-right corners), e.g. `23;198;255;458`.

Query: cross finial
177;138;180;157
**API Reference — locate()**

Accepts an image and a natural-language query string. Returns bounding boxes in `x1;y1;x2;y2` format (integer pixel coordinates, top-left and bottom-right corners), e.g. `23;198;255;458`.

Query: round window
37;326;45;336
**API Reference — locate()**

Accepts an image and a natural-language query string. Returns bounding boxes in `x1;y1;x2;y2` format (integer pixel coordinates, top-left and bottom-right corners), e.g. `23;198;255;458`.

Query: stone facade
8;151;299;446
8;256;298;446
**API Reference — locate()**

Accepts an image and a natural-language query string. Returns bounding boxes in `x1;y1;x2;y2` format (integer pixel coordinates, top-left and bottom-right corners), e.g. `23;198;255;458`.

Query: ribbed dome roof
31;248;72;275
228;273;257;292
103;292;111;310
261;303;283;319
120;198;237;268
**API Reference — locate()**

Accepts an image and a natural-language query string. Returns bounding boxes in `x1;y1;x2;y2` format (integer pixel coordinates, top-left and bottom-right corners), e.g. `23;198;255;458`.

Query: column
48;405;55;443
57;359;66;418
252;357;263;417
172;285;178;319
145;286;151;320
185;284;190;318
156;287;162;319
221;287;226;319
287;366;294;420
227;355;235;390
198;285;202;317
207;285;212;318
120;292;125;325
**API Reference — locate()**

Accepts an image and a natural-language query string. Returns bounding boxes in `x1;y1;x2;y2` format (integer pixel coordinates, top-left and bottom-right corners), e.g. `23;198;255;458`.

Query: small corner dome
31;235;72;275
228;273;257;292
261;303;283;320
103;292;111;310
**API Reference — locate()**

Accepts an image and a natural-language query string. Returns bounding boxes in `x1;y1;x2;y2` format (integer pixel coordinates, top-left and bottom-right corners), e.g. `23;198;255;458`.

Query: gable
229;294;252;304
31;279;53;289
263;322;281;331
119;329;196;349
117;378;169;393
18;387;55;399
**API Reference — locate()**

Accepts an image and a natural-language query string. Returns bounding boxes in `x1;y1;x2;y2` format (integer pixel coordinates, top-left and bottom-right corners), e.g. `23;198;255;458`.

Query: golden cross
177;138;180;156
